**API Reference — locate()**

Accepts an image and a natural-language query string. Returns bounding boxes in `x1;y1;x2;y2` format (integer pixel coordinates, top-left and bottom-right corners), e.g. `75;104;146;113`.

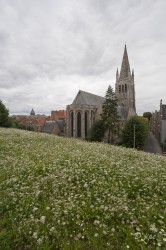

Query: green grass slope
0;128;166;250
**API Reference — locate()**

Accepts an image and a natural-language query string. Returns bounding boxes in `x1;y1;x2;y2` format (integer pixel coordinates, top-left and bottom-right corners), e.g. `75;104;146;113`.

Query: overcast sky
0;0;166;115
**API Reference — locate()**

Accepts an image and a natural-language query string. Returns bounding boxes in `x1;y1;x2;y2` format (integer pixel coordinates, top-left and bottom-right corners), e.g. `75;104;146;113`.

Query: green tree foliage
101;85;119;143
0;100;10;127
122;116;149;149
87;120;105;142
12;120;35;131
143;112;152;122
161;140;166;152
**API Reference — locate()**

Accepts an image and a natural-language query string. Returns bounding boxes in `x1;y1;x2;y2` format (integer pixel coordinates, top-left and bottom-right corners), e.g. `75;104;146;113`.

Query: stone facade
66;91;104;139
115;45;136;119
66;45;136;140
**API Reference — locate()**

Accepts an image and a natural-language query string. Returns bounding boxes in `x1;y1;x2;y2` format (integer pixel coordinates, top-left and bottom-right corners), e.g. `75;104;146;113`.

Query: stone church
66;45;136;140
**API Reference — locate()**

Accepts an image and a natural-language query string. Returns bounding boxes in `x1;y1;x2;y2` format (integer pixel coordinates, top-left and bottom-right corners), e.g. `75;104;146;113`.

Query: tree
122;116;149;149
87;120;105;142
101;85;119;143
161;139;166;152
0;100;10;127
143;112;152;122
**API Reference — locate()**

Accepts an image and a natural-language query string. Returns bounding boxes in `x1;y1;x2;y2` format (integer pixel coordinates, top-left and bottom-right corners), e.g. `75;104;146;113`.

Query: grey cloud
0;0;166;115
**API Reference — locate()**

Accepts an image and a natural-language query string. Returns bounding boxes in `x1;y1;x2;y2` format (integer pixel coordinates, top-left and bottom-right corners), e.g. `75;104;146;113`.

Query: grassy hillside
0;128;166;250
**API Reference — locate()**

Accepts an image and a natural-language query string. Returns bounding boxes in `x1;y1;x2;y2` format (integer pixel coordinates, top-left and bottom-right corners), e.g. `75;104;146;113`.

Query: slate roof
41;120;65;133
72;90;104;107
72;90;130;120
162;105;166;120
56;120;65;131
41;121;56;133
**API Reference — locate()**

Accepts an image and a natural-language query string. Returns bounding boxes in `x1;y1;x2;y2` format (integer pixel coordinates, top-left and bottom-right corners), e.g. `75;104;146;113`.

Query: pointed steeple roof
119;45;131;79
30;108;35;116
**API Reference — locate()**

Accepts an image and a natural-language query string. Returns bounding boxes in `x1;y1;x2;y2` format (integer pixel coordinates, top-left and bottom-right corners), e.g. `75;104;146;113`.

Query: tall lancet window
119;85;121;93
71;112;74;137
85;112;88;138
125;84;127;93
77;112;81;138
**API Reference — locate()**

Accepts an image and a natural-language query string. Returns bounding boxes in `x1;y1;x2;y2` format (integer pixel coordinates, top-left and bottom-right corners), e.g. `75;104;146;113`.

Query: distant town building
50;110;66;121
150;99;166;144
13;110;48;132
41;120;65;136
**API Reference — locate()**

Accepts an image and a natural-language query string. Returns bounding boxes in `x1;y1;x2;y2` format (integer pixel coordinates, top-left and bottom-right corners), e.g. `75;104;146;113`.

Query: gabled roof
41;120;65;133
72;90;104;107
41;121;56;133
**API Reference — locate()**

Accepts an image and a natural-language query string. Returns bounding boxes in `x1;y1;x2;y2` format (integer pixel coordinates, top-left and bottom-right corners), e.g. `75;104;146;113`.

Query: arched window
85;112;88;138
119;85;121;93
125;84;127;92
122;85;124;93
77;112;81;138
71;112;74;137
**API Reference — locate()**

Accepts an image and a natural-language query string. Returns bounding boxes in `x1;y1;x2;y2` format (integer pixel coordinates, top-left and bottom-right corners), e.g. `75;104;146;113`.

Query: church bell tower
115;45;136;118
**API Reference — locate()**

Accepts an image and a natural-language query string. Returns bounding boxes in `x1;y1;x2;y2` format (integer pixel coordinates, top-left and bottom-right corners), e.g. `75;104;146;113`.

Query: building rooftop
72;90;104;107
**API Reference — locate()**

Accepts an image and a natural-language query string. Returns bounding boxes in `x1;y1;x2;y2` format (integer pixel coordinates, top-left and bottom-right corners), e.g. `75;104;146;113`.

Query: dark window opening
71;112;74;137
125;84;127;92
119;85;121;93
85;112;88;138
77;112;81;138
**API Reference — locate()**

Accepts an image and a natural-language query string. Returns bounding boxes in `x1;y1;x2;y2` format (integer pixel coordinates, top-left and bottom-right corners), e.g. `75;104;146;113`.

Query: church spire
119;44;131;79
116;68;119;81
30;108;35;116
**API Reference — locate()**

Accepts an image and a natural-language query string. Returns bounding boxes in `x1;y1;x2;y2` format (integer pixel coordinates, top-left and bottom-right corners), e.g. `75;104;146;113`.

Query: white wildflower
33;207;38;212
77;233;81;238
37;237;43;245
83;183;88;188
149;224;158;232
40;216;46;224
33;232;38;239
50;227;55;232
94;220;100;225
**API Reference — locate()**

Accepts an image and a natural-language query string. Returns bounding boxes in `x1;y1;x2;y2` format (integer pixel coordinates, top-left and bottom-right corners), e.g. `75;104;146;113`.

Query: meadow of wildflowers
0;128;166;250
